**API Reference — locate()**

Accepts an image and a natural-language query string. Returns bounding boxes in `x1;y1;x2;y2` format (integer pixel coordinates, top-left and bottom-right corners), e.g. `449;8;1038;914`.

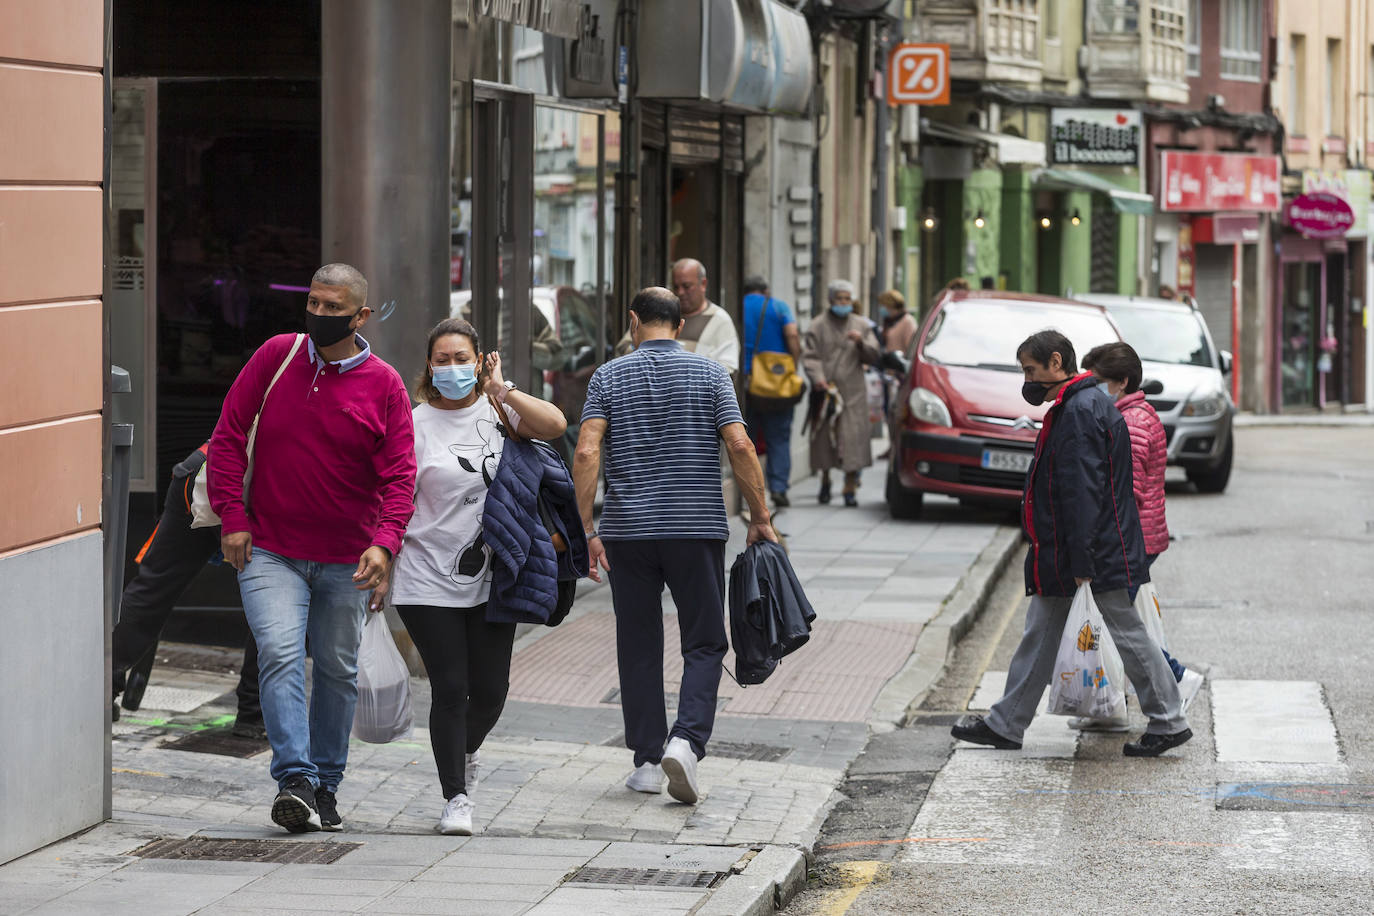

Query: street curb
868;525;1023;731
1235;413;1374;428
696;845;808;916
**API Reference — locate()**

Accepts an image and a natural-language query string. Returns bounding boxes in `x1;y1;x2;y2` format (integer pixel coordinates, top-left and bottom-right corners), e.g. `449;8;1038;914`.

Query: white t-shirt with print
391;398;519;609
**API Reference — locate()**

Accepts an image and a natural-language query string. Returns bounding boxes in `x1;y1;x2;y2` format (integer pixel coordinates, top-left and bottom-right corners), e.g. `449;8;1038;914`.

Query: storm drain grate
1216;783;1374;812
567;867;726;889
161;728;269;758
130;837;360;864
706;741;791;762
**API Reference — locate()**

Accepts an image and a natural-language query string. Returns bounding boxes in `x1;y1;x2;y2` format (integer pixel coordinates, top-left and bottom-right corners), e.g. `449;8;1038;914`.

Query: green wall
1000;168;1035;292
962;168;1002;287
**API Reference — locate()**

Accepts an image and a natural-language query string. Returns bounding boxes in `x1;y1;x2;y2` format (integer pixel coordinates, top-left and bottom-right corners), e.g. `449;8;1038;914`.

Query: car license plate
981;449;1032;473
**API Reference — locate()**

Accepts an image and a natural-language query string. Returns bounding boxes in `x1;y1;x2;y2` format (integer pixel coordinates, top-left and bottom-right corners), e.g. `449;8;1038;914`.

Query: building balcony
917;0;1043;87
1082;0;1189;104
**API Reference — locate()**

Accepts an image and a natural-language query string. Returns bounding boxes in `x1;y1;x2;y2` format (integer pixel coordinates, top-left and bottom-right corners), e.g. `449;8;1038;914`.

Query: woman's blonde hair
415;318;482;403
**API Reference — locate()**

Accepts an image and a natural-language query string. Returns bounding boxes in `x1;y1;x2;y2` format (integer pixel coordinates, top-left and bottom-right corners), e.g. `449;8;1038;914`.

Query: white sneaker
660;737;700;805
1178;670;1205;714
626;762;664;794
438;793;474;836
465;751;481;798
1067;715;1131;732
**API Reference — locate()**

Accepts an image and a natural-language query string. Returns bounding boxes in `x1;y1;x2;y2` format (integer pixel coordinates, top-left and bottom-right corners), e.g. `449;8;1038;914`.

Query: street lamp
1038;213;1052;230
973;209;986;229
1070;208;1082;227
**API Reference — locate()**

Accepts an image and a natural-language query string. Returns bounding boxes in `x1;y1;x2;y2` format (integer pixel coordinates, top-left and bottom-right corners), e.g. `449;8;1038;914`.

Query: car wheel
1186;435;1233;494
886;464;924;519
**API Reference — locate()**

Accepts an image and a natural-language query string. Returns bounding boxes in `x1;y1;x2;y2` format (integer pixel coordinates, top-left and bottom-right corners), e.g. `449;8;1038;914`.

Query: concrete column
1058;190;1094;297
322;0;452;372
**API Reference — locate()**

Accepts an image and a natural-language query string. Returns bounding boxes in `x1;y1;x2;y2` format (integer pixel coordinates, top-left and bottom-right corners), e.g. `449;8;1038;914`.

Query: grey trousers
987;589;1187;742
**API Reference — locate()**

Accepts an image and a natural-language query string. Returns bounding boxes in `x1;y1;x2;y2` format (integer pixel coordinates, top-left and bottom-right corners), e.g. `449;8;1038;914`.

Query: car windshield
1106;305;1213;367
922;299;1120;371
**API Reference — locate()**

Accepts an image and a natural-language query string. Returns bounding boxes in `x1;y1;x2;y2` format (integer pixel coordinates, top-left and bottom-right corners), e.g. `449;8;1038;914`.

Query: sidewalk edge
695;845;808;916
868;525;1022;731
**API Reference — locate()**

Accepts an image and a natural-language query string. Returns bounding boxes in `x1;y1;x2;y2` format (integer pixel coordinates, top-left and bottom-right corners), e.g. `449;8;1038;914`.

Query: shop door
1325;252;1348;405
1280;260;1322;409
471;84;535;395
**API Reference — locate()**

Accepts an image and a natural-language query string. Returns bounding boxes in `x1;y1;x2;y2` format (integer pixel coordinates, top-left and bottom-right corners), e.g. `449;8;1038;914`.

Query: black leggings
396;604;516;799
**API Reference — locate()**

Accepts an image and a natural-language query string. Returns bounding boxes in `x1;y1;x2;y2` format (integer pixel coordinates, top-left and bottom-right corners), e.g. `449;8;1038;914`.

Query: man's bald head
671;259;709;317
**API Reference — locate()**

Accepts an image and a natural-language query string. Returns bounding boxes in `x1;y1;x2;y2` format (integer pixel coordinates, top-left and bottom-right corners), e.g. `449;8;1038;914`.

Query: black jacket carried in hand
1022;373;1148;598
728;540;817;685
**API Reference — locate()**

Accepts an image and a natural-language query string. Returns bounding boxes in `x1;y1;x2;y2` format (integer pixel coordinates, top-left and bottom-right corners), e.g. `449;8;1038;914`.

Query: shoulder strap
487;393;526;442
751;297;771;354
260;333;305;413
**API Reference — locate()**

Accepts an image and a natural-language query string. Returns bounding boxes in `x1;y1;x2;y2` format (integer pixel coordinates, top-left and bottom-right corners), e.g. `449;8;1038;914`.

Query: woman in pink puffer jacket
1081;343;1202;719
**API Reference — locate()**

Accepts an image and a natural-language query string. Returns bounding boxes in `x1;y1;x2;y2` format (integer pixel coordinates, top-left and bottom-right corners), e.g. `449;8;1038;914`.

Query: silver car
1076;294;1235;493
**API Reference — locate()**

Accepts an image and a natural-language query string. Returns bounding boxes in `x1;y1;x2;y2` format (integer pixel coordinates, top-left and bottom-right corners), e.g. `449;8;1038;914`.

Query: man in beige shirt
616;259;739;372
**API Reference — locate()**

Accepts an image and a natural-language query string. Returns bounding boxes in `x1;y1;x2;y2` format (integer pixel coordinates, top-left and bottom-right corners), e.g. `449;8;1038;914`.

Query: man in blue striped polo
573;286;778;805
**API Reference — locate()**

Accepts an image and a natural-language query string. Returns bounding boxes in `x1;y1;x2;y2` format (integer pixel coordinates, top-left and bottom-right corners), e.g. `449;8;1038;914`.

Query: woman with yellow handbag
742;276;804;507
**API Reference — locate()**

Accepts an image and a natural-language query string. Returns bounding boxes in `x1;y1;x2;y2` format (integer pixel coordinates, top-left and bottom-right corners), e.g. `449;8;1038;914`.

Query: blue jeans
238;548;368;791
750;408;794;495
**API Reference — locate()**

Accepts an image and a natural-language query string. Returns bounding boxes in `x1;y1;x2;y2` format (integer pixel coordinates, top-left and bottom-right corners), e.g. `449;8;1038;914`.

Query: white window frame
1325;38;1342;138
1288;34;1306;135
1219;0;1262;81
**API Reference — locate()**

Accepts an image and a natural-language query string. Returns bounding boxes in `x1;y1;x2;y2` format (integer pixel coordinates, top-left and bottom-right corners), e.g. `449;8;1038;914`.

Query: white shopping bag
352;612;414;744
1047;584;1127;719
1133;581;1167;652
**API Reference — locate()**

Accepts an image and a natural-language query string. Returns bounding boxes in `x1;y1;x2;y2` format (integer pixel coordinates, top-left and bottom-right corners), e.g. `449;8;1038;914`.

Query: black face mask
306;310;360;349
1021;379;1062;406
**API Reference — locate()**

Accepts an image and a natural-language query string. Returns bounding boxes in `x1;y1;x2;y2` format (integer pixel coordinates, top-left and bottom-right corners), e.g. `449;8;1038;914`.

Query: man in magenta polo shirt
209;263;416;833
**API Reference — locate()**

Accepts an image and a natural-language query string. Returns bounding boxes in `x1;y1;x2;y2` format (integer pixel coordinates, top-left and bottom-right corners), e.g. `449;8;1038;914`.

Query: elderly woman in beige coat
802;279;882;507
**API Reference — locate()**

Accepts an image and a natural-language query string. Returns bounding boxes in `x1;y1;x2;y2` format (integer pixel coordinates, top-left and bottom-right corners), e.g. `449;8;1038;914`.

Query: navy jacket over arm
1022;373;1148;598
484;438;590;624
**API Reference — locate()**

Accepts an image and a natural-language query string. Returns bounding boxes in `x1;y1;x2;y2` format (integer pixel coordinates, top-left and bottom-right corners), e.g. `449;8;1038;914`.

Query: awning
920;119;1045;166
1032;167;1155;215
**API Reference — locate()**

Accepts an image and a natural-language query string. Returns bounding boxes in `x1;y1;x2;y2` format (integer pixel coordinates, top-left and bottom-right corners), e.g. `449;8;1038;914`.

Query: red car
886;290;1123;518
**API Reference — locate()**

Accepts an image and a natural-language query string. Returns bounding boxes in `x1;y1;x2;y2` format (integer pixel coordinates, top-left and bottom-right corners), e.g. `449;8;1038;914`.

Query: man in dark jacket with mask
952;330;1190;757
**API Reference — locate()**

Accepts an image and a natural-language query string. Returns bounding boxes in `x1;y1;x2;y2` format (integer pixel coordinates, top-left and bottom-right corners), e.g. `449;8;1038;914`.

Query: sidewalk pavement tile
414;865;577;885
191;890;371;912
586;842;747;871
386;880;547;902
360;899;528;916
238;876;404;897
524;886;706;914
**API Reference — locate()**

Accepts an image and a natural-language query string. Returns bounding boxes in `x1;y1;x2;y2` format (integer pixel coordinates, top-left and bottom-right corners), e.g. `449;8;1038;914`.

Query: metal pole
614;0;639;328
596;113;607;364
1231;241;1242;405
870;24;890;314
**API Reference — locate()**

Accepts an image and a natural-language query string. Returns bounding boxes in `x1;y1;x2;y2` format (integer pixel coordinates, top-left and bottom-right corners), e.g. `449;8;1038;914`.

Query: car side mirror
1219;350;1233;375
1141;379;1164;396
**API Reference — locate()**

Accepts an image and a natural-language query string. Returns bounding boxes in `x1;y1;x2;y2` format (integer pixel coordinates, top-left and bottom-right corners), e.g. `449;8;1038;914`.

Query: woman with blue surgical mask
385;317;567;837
801;279;883;507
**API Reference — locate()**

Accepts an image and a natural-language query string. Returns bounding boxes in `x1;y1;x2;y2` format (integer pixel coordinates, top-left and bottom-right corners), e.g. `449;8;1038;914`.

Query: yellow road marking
815;860;887;916
112;767;168;778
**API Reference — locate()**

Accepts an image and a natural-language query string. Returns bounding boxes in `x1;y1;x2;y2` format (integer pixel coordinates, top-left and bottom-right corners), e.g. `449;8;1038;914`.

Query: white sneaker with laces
465;751;481;798
438;793;474;836
660;737;700;805
1178;669;1205;713
1067;715;1131;732
626;762;664;794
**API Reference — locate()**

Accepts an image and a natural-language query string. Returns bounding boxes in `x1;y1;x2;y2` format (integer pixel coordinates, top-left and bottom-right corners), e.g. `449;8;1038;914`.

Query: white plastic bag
352;612;413;744
1047;584;1127;719
1133;581;1167;652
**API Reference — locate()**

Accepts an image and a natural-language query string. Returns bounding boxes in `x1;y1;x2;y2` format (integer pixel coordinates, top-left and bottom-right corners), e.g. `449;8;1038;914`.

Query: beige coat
802;313;882;473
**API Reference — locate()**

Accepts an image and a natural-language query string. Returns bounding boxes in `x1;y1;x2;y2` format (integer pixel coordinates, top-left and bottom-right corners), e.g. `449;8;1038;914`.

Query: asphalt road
787;426;1374;915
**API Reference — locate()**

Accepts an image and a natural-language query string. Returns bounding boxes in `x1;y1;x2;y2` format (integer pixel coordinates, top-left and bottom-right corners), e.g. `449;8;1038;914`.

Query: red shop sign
1286;192;1355;239
1160;151;1282;212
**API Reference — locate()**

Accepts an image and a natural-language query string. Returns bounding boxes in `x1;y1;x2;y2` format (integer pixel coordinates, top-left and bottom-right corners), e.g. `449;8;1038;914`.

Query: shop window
1220;0;1261;80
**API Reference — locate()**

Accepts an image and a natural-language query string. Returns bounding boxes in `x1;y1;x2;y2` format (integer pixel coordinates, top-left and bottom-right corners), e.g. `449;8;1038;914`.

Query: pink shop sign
1286;192;1355;239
